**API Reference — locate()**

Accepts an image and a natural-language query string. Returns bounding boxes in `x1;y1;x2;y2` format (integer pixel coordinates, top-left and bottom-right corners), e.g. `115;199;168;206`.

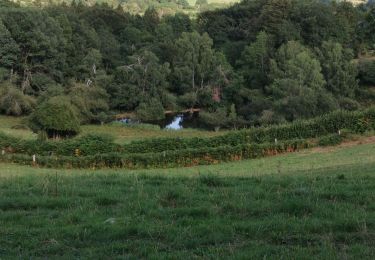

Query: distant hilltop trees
7;0;235;16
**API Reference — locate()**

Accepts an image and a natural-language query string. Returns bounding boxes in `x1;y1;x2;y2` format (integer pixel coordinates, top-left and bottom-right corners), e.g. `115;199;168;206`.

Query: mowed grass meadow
0;142;374;258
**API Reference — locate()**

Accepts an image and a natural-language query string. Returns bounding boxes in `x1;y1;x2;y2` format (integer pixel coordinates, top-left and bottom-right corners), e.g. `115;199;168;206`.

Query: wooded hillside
0;0;374;131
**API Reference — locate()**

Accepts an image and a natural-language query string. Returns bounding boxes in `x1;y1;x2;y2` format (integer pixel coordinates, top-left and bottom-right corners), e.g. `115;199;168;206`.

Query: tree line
0;0;374;133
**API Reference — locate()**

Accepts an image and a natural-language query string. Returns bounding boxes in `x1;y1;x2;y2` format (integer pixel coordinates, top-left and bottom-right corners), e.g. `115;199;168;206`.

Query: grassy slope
0;115;225;143
0;142;374;258
81;124;225;144
0;115;36;139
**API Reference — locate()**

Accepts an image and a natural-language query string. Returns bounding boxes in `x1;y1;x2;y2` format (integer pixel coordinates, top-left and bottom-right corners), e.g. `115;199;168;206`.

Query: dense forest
0;0;374;132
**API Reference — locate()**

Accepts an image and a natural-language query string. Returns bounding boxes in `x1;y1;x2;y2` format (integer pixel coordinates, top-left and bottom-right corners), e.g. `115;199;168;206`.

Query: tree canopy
0;0;373;129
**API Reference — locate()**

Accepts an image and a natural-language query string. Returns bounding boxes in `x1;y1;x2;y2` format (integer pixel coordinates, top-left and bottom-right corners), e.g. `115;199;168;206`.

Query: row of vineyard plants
0;139;310;169
0;108;374;169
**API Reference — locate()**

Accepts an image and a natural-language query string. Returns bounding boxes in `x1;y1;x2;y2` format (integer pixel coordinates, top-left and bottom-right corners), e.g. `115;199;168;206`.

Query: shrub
28;96;81;138
318;134;343;147
74;134;117;156
0;84;36;116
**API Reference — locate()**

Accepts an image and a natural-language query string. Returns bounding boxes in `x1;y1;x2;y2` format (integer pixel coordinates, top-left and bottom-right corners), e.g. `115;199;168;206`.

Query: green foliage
109;50;170;111
260;0;292;37
1;107;373;169
268;41;335;120
0;139;310;169
318;134;343;146
0;20;19;69
0;1;373;127
237;31;273;90
136;98;165;122
199;108;228;131
1;8;67;94
0;132;118;156
358;60;375;85
199;105;243;130
72;134;117;156
28;96;80;137
173;31;232;100
318;41;358;98
0;84;36;116
271;41;325;90
96;111;109;124
81;48;103;79
68;83;109;123
121;108;375;154
360;5;375;50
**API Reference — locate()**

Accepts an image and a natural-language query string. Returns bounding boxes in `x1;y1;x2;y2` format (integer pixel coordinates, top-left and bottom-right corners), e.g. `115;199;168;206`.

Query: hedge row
0;139;310;169
0;133;121;156
0;108;374;156
122;108;375;154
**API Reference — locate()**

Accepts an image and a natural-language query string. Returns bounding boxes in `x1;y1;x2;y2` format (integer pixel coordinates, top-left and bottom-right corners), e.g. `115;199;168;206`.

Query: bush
0;84;36;116
28;96;80;138
74;134;117;156
318;134;343;147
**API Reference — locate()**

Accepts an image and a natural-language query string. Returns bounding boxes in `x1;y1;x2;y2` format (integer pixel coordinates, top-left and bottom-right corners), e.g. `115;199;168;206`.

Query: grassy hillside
0;141;374;258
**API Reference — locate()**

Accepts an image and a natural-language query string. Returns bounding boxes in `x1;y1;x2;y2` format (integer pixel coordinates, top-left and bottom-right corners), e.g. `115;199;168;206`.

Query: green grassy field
0;142;374;258
0;115;37;140
0;115;224;144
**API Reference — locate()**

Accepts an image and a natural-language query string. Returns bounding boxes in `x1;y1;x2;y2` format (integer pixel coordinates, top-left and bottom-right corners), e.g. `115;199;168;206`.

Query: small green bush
318;134;343;147
74;134;118;156
28;96;80;138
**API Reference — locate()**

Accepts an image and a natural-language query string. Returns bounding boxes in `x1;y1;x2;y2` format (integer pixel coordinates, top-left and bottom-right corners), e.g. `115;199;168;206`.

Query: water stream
165;115;183;130
117;112;202;130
